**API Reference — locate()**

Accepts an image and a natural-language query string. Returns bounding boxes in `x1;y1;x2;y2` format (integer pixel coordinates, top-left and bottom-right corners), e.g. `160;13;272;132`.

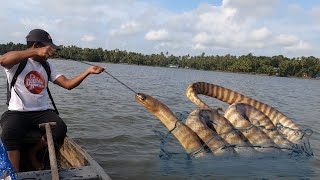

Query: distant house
302;73;310;78
168;64;179;68
273;67;280;76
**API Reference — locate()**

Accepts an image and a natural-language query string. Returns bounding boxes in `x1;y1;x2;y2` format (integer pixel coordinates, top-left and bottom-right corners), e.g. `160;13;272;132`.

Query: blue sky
0;0;319;58
156;0;222;12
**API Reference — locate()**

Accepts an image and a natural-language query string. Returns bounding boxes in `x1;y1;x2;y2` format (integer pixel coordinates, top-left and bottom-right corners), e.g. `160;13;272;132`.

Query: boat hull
17;137;111;180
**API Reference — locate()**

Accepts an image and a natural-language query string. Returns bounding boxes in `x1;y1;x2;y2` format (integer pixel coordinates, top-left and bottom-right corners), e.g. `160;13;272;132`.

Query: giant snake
186;82;303;144
136;82;306;157
135;93;206;157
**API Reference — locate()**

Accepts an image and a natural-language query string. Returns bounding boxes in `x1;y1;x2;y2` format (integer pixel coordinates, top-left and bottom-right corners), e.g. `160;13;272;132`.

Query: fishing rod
78;61;138;94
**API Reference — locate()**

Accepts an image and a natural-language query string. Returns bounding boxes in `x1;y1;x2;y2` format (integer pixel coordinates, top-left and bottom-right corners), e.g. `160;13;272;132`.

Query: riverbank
53;58;320;80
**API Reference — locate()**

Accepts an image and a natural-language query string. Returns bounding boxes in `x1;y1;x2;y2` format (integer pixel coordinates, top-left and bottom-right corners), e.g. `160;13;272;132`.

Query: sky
1;0;320;58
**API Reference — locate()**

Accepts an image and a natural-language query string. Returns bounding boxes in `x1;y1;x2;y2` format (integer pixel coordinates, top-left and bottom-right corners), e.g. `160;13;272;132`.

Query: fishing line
78;61;138;94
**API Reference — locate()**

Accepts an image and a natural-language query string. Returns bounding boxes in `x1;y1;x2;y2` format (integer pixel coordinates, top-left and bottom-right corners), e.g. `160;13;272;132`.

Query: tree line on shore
1;42;320;78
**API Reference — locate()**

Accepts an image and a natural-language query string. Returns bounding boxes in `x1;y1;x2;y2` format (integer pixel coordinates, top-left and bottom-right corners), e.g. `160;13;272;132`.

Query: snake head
136;93;164;114
135;93;155;110
136;93;146;101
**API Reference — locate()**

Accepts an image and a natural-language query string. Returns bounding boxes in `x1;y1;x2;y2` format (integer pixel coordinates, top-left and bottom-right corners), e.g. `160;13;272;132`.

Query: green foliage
0;42;26;54
1;43;319;78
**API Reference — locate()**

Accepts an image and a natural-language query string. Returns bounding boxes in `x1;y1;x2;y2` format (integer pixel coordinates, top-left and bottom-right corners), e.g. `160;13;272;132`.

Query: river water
0;59;319;179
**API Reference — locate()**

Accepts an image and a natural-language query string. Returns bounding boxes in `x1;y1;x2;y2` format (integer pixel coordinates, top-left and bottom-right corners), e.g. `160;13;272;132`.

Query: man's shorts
0;110;67;151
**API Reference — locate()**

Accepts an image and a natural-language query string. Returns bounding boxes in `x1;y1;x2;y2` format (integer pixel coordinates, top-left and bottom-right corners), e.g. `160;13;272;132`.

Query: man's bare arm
54;66;105;90
0;45;55;69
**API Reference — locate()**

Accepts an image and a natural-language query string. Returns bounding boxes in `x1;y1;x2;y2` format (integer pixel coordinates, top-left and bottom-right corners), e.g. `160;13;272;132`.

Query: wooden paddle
39;122;59;180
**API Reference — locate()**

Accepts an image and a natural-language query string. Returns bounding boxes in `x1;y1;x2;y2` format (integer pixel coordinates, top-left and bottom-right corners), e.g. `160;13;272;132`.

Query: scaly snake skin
224;103;293;150
185;109;236;156
135;93;206;157
186;108;258;156
186;82;302;143
135;82;306;157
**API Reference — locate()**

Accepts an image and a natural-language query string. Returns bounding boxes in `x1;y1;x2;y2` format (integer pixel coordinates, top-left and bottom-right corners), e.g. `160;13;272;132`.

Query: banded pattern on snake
186;82;302;143
224;103;293;150
135;82;308;158
185;109;236;156
135;93;206;157
186;108;258;156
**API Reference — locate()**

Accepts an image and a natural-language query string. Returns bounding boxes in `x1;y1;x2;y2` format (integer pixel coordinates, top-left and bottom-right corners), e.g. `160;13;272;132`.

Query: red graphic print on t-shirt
24;71;46;94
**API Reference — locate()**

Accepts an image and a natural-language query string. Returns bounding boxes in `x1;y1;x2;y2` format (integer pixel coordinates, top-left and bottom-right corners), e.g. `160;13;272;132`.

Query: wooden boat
17;135;111;180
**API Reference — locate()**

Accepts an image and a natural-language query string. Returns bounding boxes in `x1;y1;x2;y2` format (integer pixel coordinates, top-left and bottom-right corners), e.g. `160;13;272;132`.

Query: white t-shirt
5;58;63;111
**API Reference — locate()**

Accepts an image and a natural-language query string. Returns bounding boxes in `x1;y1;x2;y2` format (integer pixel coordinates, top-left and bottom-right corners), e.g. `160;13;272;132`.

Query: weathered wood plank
59;137;88;167
60;137;111;180
19;136;111;180
17;166;101;180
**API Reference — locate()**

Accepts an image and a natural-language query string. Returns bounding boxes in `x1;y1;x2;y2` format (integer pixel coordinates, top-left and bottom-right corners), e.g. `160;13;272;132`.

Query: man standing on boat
0;29;105;172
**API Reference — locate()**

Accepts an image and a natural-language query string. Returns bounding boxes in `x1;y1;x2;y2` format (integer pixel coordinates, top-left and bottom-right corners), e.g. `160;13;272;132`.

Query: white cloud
250;27;272;41
20;17;51;30
186;4;273;50
274;34;299;46
192;32;210;45
187;4;243;48
145;29;169;41
110;21;142;36
80;35;96;42
284;41;312;52
195;4;239;33
193;43;206;50
10;32;24;39
223;0;280;18
273;34;312;53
